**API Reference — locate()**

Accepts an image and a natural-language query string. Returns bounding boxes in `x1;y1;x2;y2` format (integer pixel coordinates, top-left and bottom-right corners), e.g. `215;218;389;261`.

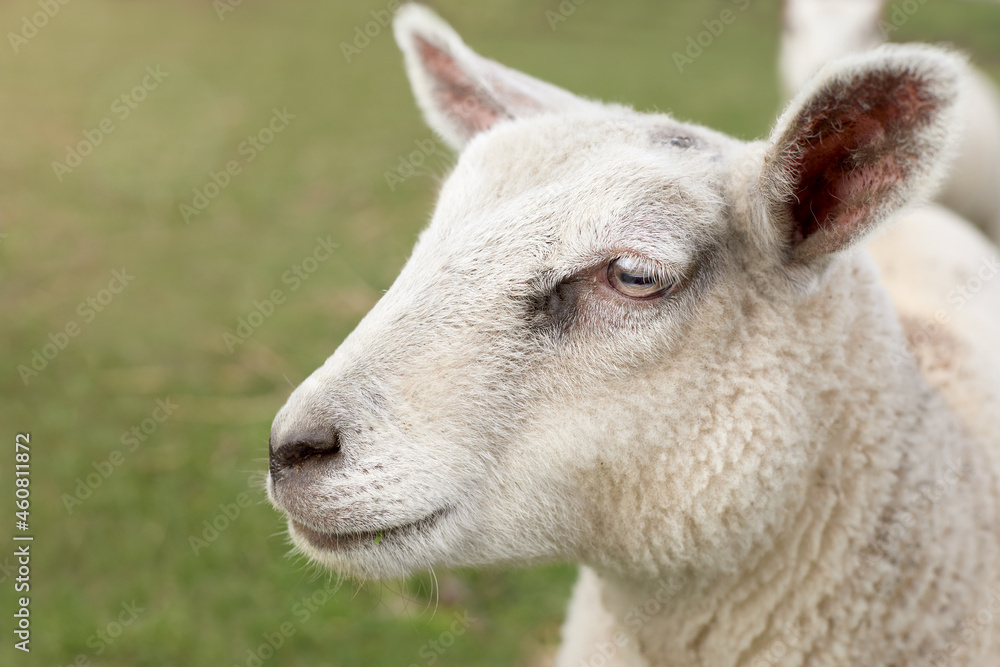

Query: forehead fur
425;109;739;273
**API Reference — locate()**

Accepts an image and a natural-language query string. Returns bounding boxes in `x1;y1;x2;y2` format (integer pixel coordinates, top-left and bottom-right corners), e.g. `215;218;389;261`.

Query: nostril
269;427;341;479
276;438;341;468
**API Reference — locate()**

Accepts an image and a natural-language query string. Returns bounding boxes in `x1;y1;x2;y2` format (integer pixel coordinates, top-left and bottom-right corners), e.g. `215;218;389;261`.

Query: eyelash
601;255;681;300
529;255;683;330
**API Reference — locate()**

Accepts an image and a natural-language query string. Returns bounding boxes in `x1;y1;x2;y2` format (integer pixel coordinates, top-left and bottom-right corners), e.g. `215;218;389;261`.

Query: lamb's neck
600;285;999;666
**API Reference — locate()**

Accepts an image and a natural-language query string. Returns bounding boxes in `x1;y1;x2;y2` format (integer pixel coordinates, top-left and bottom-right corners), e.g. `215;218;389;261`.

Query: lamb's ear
758;44;963;263
393;4;589;150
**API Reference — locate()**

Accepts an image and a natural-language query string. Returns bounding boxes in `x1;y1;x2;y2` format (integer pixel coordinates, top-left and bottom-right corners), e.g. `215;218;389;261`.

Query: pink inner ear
788;72;937;246
415;37;505;139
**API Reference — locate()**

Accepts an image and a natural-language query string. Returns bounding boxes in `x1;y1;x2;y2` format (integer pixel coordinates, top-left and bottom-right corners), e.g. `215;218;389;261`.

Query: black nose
269;426;341;479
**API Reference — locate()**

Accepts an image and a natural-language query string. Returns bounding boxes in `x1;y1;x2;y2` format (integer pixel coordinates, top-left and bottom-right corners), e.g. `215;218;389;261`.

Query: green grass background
2;0;998;665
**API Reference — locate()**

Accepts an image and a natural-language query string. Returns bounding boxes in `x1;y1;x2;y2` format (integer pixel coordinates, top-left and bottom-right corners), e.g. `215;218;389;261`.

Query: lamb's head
268;5;961;581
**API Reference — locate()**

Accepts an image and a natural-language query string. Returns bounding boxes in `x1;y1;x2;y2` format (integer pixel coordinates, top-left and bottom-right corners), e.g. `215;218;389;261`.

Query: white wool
268;6;1000;665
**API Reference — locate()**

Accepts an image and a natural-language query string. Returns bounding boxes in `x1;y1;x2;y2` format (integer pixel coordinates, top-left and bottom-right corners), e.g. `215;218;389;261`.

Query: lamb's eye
606;257;675;299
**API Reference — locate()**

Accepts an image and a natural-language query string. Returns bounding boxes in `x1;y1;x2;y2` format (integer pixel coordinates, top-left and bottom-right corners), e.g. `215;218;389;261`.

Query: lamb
267;5;1000;666
780;0;1000;242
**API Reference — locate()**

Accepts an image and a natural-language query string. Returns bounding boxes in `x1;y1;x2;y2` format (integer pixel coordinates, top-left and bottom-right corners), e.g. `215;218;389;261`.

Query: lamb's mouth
291;508;449;551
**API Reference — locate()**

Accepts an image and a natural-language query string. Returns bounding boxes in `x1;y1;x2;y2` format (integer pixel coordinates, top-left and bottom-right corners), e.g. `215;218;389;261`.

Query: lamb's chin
285;514;451;579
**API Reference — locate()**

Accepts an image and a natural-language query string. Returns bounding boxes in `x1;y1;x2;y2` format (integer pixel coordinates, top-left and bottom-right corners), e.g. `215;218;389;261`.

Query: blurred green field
2;1;998;665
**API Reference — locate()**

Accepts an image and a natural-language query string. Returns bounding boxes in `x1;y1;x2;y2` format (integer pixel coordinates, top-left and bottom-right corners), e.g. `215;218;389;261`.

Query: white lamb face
268;6;960;580
270;109;746;579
